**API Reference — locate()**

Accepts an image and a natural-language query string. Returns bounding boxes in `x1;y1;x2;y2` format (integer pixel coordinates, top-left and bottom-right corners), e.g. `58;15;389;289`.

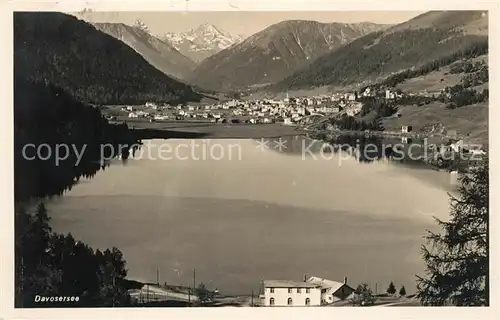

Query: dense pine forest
14;78;141;307
14;78;141;202
14;12;201;105
16;203;132;307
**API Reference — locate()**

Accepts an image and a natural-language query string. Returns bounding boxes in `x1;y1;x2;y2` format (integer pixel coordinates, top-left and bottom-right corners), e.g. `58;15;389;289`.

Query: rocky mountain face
277;11;488;90
161;23;245;63
187;20;386;91
93;22;197;81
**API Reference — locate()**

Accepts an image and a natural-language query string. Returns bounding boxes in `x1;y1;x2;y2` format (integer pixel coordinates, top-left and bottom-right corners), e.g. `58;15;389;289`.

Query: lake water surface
47;138;454;295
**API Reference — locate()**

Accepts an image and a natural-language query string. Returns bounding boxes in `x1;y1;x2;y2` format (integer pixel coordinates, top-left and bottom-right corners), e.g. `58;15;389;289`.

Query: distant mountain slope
93;22;196;81
161;23;245;62
277;11;488;90
386;10;488;36
188;20;387;91
14;12;200;105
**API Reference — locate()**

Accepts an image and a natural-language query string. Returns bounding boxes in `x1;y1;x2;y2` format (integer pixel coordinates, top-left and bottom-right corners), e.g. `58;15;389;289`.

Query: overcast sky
73;11;424;36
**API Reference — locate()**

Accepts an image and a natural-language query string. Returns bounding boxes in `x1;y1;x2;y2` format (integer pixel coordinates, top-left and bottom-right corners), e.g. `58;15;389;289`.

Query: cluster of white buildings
124;103;224;121
123;97;354;124
260;275;355;307
385;89;404;100
360;86;403;100
121;86;404;124
228;94;366;124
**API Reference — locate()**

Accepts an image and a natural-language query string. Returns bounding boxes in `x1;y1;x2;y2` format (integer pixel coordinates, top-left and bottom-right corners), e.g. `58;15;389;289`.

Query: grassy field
383;101;488;146
395;55;488;94
395;69;463;94
385;54;488;145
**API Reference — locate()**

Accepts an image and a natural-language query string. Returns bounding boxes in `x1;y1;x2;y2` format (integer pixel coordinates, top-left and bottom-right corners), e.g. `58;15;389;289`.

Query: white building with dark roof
260;280;321;306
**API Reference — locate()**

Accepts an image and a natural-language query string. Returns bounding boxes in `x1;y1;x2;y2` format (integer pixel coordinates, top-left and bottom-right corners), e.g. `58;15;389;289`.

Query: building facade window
287;298;293;305
305;298;310;306
306;288;310;293
270;298;275;306
288;288;292;294
297;288;301;293
270;287;274;293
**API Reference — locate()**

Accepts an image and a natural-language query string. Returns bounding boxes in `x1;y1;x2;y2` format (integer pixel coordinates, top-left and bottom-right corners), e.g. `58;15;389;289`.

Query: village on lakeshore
105;87;403;126
13;10;489;310
101;85;486;169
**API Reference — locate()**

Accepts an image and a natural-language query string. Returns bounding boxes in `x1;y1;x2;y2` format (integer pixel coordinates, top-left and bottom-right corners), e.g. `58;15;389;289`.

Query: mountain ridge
161;23;245;62
275;10;488;91
92;22;197;81
188;20;388;91
14;12;201;105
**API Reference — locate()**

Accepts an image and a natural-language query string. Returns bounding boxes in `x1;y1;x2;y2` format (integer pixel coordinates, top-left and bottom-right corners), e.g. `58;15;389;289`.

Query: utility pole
251;289;254;307
375;282;378;295
157;268;160;286
193;268;196;289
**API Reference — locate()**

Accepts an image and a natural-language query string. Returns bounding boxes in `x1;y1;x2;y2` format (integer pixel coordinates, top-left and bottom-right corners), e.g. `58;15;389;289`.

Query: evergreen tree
195;282;214;305
360;103;371;117
350;283;376;306
399;286;406;296
416;158;488;306
14;80;138;307
387;281;396;295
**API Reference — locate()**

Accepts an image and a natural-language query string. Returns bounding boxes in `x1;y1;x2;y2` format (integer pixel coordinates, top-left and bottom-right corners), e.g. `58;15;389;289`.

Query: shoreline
125;122;479;174
123;120;485;145
128;122;300;139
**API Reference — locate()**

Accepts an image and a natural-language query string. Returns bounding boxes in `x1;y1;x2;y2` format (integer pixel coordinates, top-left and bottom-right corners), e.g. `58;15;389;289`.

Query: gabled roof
306;276;353;294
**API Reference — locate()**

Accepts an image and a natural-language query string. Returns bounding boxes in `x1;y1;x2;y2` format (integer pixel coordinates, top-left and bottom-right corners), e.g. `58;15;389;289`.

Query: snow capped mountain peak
160;23;245;62
194;22;223;35
134;19;151;34
184;23;240;47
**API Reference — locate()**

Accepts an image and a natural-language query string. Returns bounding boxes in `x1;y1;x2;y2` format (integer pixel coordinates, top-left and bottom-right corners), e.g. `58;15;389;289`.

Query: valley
12;10;490;309
93;22;197;81
188;20;386;91
69;10;489;147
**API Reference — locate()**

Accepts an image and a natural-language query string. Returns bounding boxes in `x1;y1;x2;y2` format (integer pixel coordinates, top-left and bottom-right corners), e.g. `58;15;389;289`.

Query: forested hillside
93;22;197;81
189;20;385;91
14;12;200;105
14;78;140;202
14;77;141;307
278;11;487;90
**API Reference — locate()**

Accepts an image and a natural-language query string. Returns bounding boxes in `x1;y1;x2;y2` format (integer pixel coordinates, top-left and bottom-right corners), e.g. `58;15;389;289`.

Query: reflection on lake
47;137;454;295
